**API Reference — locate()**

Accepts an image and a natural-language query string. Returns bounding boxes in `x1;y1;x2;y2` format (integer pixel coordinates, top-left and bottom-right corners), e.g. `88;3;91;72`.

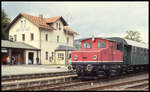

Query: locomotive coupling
86;64;93;72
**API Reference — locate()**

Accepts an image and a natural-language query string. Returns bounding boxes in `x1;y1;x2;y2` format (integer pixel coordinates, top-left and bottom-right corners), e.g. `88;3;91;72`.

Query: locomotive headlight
93;55;97;60
74;55;78;60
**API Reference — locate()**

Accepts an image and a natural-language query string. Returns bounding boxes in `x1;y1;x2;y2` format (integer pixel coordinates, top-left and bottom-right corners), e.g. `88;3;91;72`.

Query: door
124;45;129;64
28;52;34;64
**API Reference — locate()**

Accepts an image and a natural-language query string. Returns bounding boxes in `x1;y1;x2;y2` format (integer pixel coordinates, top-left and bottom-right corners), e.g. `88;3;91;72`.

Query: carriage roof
107;37;148;49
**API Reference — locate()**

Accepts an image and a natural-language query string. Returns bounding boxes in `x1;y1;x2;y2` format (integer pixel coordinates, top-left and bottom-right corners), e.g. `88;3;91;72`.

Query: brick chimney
39;14;43;20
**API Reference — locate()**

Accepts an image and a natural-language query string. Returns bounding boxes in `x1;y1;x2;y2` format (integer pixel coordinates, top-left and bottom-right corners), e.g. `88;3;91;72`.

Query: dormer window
56;23;59;29
24;20;26;28
59;23;61;30
20;20;26;29
21;21;23;28
47;23;52;26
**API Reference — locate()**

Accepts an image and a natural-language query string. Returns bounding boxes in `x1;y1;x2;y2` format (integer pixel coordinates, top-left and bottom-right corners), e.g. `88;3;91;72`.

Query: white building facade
6;13;77;65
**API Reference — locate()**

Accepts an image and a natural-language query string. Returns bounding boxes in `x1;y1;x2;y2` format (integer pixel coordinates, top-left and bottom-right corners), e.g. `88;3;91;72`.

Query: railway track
2;73;77;91
2;71;76;82
6;79;80;91
125;82;149;90
2;71;148;91
80;78;148;91
45;71;148;91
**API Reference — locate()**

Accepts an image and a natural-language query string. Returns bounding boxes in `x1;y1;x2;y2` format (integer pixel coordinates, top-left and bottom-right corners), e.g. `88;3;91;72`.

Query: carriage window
141;48;143;55
98;41;106;48
134;47;137;55
145;49;147;55
132;47;136;54
84;42;92;48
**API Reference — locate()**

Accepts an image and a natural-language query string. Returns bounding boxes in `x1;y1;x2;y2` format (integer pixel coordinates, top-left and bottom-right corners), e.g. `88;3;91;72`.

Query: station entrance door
28;52;34;64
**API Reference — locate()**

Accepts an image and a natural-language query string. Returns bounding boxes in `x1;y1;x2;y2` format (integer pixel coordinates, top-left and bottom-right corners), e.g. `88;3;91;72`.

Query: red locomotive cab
71;37;123;63
72;38;108;63
71;37;123;78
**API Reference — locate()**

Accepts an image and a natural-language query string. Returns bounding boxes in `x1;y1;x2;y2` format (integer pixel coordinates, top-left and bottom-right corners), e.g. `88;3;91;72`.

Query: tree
1;9;10;40
124;30;143;42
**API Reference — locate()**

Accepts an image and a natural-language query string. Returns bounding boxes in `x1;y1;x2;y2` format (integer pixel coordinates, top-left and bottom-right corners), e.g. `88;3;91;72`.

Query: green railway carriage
108;37;149;65
70;37;148;79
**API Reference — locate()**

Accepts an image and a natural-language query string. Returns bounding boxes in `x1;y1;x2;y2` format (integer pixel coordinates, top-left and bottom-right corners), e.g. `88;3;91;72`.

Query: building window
51;52;54;60
22;34;25;41
67;37;69;44
56;23;59;29
46;34;48;41
31;33;34;41
57;35;59;43
58;53;64;60
84;42;92;48
24;20;26;28
21;20;23;28
59;23;61;30
98;41;106;48
46;52;48;60
14;35;17;41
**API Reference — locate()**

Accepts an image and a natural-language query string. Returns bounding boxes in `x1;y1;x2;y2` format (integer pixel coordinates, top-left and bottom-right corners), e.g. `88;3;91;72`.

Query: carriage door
124;45;128;64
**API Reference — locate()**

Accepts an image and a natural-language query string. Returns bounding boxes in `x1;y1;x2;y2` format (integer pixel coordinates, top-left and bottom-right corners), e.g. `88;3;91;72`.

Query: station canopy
1;40;40;50
55;45;77;51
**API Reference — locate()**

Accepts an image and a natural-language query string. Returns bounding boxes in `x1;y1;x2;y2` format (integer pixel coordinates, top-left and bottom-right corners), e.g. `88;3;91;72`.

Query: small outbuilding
55;45;77;65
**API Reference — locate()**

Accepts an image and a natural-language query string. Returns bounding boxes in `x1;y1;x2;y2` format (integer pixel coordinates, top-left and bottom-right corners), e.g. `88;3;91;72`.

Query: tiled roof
21;13;53;30
44;16;61;23
64;26;77;35
6;13;77;35
1;40;40;50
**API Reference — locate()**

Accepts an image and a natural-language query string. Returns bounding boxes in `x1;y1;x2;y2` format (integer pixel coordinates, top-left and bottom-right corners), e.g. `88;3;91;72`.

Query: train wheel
120;68;127;75
127;66;134;74
109;69;116;77
134;66;140;73
97;71;107;79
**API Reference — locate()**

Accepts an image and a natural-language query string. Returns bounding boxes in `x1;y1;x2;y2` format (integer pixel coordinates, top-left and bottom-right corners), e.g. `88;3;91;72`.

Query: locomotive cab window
97;41;106;48
84;42;92;48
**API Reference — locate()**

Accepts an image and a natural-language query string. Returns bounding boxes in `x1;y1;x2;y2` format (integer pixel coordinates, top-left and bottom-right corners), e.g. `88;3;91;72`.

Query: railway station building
1;40;40;65
3;13;77;65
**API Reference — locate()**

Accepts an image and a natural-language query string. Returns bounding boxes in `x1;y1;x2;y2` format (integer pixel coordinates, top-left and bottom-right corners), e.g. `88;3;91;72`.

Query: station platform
1;64;69;76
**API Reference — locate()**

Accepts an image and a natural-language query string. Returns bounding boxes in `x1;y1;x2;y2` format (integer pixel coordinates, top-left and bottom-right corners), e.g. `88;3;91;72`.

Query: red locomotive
70;37;148;79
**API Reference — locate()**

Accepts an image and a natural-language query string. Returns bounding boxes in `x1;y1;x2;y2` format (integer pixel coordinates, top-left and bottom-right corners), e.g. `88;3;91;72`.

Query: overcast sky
2;1;149;43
